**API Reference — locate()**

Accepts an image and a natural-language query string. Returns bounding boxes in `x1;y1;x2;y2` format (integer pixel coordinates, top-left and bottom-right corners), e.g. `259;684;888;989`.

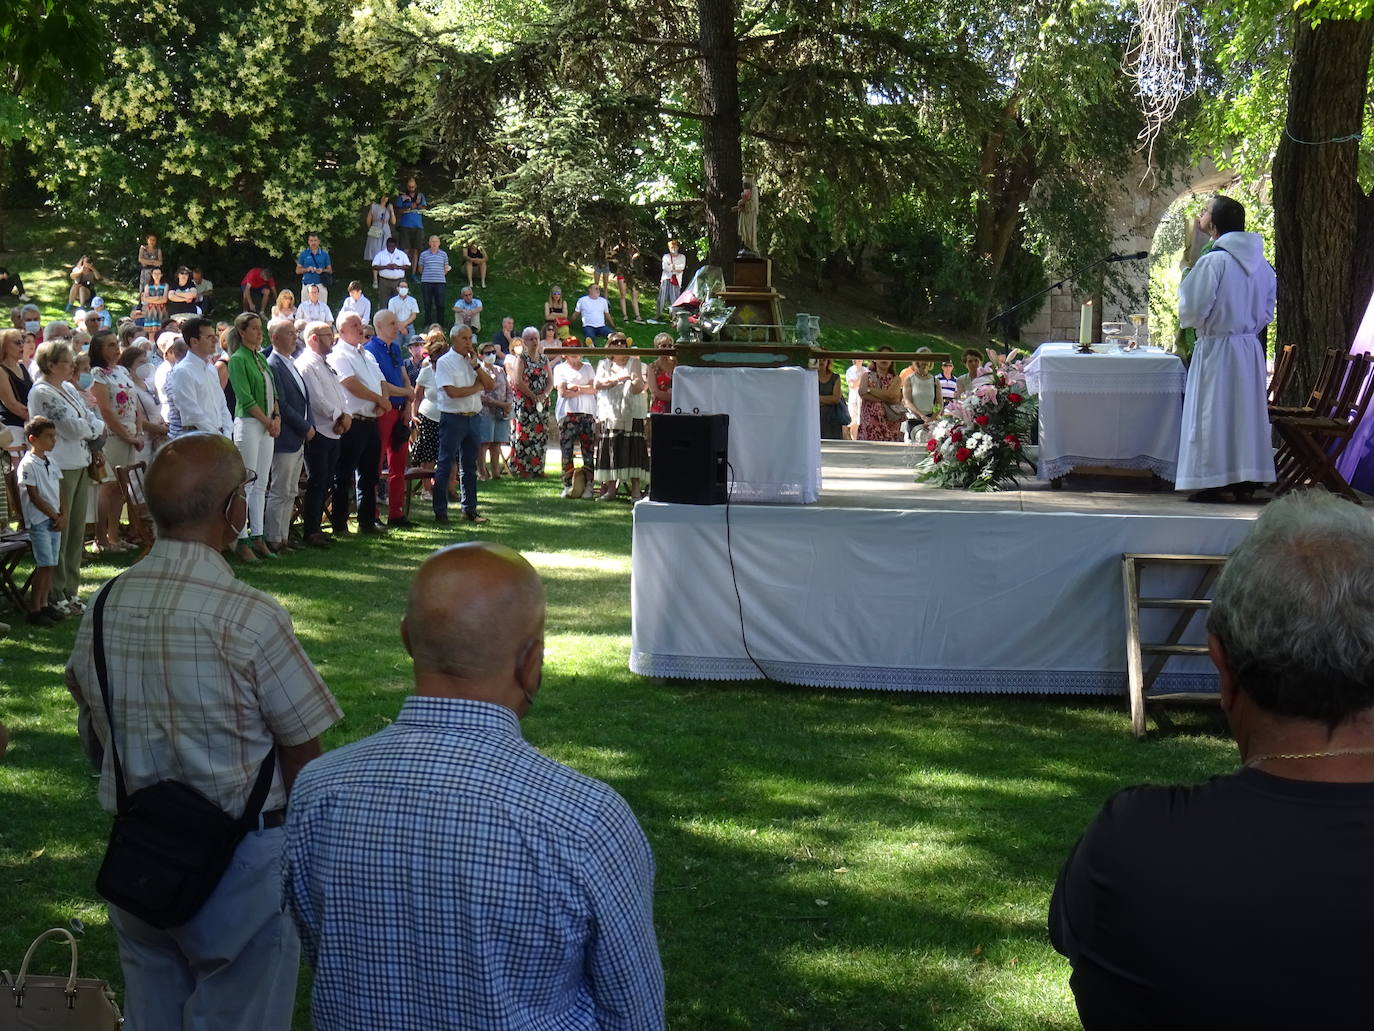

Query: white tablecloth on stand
1025;343;1186;482
672;366;821;503
630;501;1251;693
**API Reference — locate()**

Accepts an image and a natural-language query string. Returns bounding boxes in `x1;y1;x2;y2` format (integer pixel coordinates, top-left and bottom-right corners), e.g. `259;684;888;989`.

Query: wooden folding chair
115;462;156;557
1271;349;1351;488
1;467;35;615
1266;344;1297;406
1273;353;1374;502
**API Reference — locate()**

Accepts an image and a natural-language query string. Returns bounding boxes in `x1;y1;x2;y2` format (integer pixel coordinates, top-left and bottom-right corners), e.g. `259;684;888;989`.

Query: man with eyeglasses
65;432;342;1031
166;316;232;438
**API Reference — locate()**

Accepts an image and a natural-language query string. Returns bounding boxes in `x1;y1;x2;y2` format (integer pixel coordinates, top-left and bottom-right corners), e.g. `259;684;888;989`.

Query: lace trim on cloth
1037;453;1177;481
630;653;1217;695
727;482;820;503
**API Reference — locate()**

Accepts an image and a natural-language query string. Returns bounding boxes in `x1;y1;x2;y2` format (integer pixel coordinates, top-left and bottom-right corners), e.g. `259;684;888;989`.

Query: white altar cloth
1025;343;1186;482
630;500;1251;693
672;366;821;503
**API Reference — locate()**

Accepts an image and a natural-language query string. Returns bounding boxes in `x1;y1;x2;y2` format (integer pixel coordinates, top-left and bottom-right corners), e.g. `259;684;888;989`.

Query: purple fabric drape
1334;291;1374;491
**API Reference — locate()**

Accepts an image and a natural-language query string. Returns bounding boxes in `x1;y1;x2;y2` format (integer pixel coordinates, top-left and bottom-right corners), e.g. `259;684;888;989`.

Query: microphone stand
986;253;1141;332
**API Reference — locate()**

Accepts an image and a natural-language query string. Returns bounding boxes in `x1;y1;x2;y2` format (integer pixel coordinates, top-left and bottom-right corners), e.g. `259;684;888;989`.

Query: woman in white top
408;329;449;501
901;349;942;443
364;193;396;274
592;334;649;500
844;358;866;440
89;330;145;552
27;339;105;613
118;342;169;455
552;343;597;498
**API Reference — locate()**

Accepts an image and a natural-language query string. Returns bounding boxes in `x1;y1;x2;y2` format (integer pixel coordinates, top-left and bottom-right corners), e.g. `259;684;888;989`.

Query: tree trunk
970;123;1037;332
1272;15;1374;391
696;0;741;279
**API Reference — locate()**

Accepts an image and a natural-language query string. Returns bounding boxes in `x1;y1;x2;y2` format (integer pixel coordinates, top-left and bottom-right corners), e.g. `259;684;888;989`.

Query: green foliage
30;0;420;254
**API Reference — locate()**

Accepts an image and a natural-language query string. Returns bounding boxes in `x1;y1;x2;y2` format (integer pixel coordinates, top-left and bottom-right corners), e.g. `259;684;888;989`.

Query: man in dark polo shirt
1050;491;1374;1030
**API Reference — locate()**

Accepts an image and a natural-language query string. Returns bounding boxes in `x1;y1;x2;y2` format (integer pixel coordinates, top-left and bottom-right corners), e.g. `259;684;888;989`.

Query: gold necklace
1244;747;1374;768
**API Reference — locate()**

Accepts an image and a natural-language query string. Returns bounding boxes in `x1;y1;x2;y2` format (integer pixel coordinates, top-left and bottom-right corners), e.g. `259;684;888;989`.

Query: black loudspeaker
650;413;729;504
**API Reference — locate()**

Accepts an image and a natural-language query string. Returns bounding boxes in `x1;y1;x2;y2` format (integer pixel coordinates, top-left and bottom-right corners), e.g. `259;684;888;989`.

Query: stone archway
1018;155;1236;347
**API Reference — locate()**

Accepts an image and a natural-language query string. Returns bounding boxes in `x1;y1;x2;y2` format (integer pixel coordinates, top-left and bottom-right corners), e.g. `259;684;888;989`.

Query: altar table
1024;343;1186;482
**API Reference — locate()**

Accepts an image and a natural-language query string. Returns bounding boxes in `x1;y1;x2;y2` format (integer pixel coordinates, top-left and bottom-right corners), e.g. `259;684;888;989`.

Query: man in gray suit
265;319;314;553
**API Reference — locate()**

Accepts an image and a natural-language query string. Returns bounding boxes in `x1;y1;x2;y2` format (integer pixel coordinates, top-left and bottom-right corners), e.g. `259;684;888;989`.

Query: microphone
1105;251;1149;262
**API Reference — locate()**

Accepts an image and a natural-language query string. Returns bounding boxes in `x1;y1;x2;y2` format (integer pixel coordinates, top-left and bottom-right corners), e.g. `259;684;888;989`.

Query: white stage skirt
631;501;1253;694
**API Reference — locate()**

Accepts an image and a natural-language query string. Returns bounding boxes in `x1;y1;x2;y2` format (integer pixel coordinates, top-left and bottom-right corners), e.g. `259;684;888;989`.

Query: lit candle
1079;301;1093;347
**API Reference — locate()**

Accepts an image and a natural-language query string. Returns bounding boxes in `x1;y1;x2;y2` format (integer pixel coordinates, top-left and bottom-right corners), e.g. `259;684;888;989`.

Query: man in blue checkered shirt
284;543;665;1030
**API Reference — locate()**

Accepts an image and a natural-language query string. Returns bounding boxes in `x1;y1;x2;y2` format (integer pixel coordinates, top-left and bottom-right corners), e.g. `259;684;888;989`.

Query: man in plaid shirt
66;433;343;1031
285;543;665;1030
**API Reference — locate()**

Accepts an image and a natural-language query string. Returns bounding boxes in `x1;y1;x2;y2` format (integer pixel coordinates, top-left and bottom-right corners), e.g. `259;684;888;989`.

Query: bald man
285;544;665;1031
66;433;342;1031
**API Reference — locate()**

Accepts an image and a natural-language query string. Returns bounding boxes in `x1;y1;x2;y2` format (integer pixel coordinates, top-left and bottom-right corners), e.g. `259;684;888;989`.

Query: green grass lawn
0;469;1236;1030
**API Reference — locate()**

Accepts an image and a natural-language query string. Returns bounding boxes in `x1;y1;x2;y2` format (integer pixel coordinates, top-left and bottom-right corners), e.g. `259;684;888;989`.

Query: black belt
254;808;287;831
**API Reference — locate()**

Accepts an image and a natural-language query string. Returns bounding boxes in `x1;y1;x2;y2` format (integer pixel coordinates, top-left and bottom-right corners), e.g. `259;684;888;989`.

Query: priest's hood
1212;232;1267;276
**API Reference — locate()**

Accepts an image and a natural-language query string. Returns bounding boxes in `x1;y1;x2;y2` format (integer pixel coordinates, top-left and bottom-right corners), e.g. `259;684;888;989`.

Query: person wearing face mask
283;543;662;1031
65;432;343;1031
117;343;169;455
387;280;419;342
372;236;409;303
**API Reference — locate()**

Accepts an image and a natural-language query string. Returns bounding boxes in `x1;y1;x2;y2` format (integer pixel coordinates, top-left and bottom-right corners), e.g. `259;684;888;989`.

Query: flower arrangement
913;358;1038;491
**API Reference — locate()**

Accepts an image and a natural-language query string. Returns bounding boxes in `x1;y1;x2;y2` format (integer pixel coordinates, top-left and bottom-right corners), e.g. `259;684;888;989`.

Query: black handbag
90;578;277;929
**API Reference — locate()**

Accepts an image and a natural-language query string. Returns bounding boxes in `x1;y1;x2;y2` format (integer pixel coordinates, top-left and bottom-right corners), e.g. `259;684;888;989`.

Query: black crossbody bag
90;577;277;929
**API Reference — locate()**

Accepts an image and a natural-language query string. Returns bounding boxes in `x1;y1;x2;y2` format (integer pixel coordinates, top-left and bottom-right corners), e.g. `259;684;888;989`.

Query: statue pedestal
718;256;785;344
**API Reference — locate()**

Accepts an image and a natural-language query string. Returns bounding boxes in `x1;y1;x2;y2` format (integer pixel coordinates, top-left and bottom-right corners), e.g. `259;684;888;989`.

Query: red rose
950;428;963;443
1007;392;1023;404
1004;434;1021;449
932;452;942;463
925;439;938;452
955;446;972;462
974;415;989;425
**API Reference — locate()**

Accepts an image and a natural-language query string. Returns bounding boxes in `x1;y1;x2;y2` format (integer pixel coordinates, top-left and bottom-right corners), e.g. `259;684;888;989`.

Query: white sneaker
581;482;594;499
66;597;86;614
560;485;573;498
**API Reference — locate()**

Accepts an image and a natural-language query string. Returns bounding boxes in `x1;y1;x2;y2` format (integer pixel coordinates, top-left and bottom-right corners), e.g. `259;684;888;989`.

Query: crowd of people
0;183;699;628
831;345;990;443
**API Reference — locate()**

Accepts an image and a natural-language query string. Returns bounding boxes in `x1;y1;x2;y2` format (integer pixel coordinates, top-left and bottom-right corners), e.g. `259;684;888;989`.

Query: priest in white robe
1177;196;1277;501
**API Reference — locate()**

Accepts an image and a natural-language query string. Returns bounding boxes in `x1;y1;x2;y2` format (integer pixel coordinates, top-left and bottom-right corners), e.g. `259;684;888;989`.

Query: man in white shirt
296;283;333;326
335;281;372;330
154;332;187;435
387;283;420;342
167;316;233;437
432;326;493;526
658;240;686;317
372;239;409;303
328;313;400;535
295;321;351;547
574;284;614;339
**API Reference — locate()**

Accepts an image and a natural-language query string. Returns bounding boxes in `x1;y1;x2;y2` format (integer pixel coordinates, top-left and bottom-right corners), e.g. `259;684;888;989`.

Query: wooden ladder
1122;553;1228;739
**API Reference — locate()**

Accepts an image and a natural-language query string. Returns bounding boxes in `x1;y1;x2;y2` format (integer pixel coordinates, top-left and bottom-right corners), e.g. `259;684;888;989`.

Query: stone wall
1018;155;1235;347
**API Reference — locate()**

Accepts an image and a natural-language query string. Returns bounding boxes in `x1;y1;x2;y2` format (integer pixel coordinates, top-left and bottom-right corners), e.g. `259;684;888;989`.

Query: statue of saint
733;174;759;256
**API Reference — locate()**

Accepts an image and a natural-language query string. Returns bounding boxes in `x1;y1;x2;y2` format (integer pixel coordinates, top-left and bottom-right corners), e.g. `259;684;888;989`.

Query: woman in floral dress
857;345;905;442
505;327;552;477
89;330;145;551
